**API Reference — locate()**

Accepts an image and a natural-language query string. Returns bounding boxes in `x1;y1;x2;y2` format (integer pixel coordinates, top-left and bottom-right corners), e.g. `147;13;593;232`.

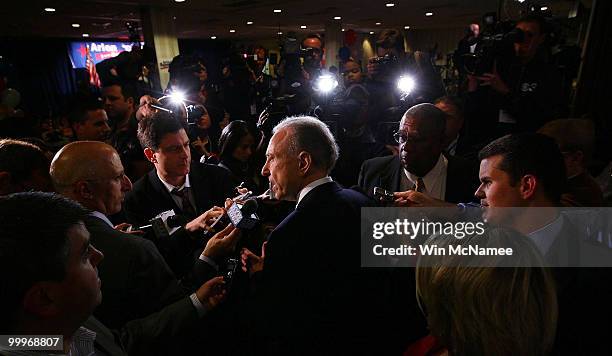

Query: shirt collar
90;211;114;228
296;176;333;207
403;154;447;190
157;172;191;193
528;213;563;255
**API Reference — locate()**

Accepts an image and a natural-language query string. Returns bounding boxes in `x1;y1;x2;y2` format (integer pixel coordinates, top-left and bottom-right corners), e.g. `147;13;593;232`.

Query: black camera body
463;20;524;75
369;53;399;80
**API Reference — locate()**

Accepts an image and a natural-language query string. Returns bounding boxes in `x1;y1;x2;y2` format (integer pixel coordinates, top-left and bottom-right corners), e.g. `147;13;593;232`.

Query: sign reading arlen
68;41;143;69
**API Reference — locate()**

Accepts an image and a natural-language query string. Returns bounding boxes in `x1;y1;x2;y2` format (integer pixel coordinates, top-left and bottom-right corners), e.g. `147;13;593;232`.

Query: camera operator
331;59;391;186
465;14;565;143
454;23;481;81
302;33;324;80
366;29;446;131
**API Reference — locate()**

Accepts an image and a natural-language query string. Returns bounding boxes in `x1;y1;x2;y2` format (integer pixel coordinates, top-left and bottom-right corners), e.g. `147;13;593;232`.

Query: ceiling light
72;23;80;28
247;21;253;25
540;6;548;11
211;36;217;39
174;0;185;2
82;33;90;37
273;9;282;13
404;25;410;29
44;7;56;12
334;16;341;20
277;31;283;35
375;22;381;25
300;25;307;29
229;29;236;33
369;31;375;34
342;28;345;32
386;3;395;7
425;12;433;16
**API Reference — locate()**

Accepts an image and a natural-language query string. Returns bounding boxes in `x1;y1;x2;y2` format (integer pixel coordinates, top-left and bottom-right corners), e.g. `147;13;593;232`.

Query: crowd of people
1;13;611;356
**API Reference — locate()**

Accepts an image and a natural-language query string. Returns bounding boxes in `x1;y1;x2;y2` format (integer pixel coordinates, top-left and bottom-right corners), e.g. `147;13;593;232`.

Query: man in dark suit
359;103;478;204
241;116;401;354
0;192;227;356
49;141;239;333
474;133;611;355
123;111;236;275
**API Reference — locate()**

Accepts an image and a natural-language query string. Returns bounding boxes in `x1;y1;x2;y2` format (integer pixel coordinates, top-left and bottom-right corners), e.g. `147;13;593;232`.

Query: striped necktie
171;187;196;217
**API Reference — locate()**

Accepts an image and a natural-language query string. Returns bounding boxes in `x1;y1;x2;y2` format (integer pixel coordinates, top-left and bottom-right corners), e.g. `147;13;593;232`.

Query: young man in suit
471;133;610;355
358;103;479;205
123;111;236;275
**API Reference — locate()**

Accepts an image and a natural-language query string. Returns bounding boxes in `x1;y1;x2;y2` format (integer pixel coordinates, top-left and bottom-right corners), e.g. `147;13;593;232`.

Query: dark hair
103;79;138;104
137;110;186;150
376;29;405;53
478;133;565;203
434;96;465;120
0;139;50;184
403;103;447;137
218;120;252;161
68;97;105;126
168;54;201;94
0;192;88;331
538;119;595;162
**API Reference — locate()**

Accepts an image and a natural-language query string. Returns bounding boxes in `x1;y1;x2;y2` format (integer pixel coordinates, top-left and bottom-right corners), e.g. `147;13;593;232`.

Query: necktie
171;187;196;217
414;177;426;193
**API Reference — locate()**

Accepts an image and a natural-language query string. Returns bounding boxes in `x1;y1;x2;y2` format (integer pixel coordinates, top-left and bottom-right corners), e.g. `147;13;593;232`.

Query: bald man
50;141;239;332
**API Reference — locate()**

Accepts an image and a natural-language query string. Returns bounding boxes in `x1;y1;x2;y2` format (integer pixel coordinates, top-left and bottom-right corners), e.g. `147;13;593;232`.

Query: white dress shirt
402;154;448;200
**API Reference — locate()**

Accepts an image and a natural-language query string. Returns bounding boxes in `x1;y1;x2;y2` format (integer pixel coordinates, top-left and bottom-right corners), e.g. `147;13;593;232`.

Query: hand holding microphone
185;206;225;233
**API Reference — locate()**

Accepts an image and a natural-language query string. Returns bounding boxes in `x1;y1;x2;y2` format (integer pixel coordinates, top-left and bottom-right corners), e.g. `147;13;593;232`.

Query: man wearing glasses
358;103;478;205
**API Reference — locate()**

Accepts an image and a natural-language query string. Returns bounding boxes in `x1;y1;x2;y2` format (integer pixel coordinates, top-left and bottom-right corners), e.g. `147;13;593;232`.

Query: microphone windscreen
240;199;259;215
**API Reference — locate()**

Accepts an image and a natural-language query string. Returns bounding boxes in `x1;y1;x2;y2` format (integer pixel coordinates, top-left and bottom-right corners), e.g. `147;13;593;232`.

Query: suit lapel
148;170;182;213
380;157;402;192
189;164;212;214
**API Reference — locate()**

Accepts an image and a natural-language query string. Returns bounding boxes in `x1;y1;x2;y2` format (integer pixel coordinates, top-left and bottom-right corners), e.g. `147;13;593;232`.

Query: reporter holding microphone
50;141;240;341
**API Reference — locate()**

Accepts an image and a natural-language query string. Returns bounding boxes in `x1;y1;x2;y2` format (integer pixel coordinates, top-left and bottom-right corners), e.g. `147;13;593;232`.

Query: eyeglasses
393;132;428;145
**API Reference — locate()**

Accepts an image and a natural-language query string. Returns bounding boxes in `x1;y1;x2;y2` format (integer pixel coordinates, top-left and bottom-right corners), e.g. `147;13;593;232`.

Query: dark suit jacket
123;162;235;226
254;182;403;354
84;215;216;329
104;297;200;356
122;163;234;276
358;153;479;204
542;215;612;356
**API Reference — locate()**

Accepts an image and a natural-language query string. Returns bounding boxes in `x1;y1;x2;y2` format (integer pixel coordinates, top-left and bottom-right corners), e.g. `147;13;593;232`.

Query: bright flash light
397;75;416;95
315;75;338;94
168;91;186;104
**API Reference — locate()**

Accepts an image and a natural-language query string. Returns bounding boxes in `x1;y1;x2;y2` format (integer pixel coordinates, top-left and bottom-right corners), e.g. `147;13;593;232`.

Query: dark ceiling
0;0;579;40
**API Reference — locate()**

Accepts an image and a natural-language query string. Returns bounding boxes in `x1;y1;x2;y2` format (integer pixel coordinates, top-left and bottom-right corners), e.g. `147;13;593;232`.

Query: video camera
463;12;524;75
369;53;400;77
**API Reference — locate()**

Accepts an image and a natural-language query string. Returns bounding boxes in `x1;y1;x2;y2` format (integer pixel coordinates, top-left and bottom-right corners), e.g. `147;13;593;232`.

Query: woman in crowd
217;120;260;192
409;228;558;356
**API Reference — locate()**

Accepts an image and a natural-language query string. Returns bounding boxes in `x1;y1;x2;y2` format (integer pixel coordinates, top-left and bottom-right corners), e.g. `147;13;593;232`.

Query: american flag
85;46;101;87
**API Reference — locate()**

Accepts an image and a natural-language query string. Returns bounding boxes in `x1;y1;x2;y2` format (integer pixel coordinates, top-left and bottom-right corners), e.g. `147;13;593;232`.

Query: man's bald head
400;103;447;138
50;141;131;215
50;141;118;192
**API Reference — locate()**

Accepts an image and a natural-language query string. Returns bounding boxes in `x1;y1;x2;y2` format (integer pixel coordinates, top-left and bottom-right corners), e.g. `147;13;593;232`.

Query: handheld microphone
203;199;259;238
